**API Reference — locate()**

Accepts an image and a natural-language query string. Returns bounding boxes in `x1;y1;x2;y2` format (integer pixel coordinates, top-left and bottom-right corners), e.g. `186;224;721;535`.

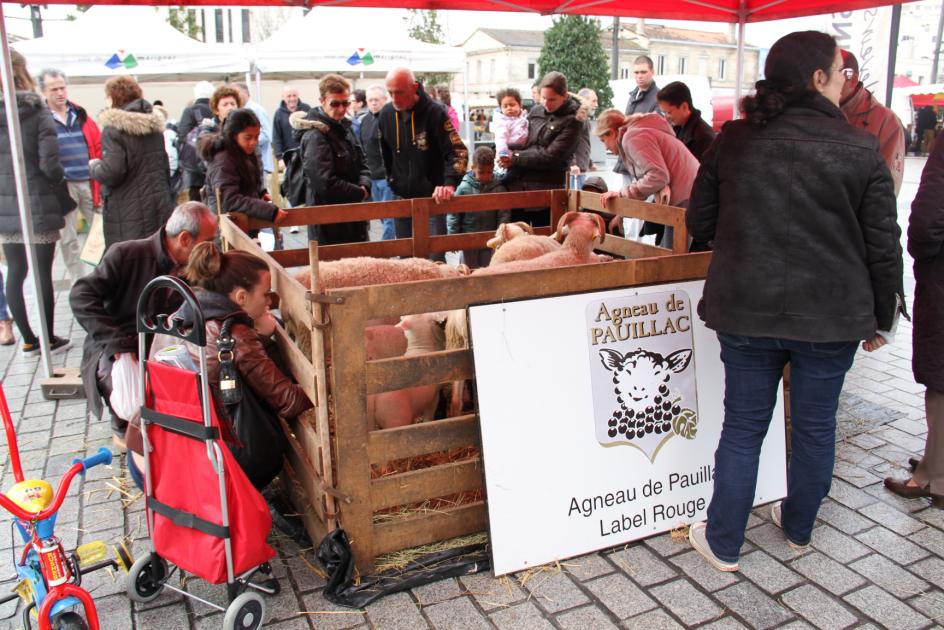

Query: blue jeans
371;179;397;241
705;334;858;562
0;270;8;321
394;213;447;262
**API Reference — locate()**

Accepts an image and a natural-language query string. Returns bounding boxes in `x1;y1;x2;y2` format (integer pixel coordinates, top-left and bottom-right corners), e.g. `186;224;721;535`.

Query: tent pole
463;57;470;144
734;0;747;117
885;4;902;108
0;3;54;380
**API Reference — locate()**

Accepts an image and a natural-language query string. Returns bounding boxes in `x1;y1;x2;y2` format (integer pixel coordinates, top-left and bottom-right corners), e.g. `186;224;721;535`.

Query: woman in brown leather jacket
127;242;311;491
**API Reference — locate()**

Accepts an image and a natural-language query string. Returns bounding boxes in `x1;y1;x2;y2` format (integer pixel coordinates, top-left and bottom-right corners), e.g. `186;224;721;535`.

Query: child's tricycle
0;383;132;630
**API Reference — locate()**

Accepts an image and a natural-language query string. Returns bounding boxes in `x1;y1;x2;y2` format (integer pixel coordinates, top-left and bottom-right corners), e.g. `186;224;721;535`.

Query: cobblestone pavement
0;156;942;629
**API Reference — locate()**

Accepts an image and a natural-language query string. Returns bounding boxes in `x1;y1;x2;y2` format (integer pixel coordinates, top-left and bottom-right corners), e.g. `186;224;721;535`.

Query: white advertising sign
469;281;787;576
828;8;893;104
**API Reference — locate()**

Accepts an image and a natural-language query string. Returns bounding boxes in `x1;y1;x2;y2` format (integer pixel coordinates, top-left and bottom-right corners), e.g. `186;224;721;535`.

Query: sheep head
557;211;606;250
487;221;534;250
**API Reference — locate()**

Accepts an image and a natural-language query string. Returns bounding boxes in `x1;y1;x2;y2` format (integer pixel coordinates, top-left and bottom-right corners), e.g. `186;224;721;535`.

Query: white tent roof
14;7;248;79
253;7;464;75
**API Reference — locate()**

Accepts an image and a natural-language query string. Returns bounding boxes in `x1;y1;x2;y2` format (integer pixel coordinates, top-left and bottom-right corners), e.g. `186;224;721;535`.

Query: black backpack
280;144;309;207
177;125;206;175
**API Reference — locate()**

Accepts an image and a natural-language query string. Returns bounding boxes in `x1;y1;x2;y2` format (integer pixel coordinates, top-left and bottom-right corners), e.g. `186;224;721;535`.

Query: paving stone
809;524;870;563
649;578;723;626
863;482;930;513
816;501;878;535
848;433;887;450
780;584;858;630
298;590;369;630
367;593;429;630
94;594;135;630
915;506;944;529
909;556;944;585
698;618;749;630
745;523;812;561
490;601;555;629
911;525;944;556
668;550;740;591
423;596;490;630
714;581;795;629
832;461;882;488
828;478;879;510
622;608;685;629
642;532;689;557
737;550;803;594
908;591;944;622
609;545;676;587
849;555;929;599
790;552;867;596
133;602;191;630
856;526;930;565
843;585;929;630
459;573;527;612
556;605;619;630
521;569;589;613
891;417;928;435
583;573;656;620
564;552;615;581
859;501;927;535
413;577;464;605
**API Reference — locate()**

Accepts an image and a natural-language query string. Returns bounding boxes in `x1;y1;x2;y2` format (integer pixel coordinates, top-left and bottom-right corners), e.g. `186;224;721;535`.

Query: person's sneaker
770;501;810;551
49;336;72;355
688;522;739;572
289;226;299;234
21;341;40;356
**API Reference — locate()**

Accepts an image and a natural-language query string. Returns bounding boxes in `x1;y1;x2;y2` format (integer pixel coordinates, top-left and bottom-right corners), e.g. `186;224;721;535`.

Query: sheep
473;211;609;276
487;222;562;266
293;257;468;290
369;311;449;430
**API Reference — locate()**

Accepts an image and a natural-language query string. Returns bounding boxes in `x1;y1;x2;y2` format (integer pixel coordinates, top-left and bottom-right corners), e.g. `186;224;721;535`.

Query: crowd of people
0;28;940;576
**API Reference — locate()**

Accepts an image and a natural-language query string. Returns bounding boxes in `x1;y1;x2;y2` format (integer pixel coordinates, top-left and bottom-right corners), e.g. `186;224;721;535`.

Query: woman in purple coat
884;139;944;509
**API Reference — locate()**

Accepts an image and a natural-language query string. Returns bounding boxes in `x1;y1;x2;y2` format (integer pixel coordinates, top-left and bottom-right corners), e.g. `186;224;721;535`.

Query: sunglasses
328;99;351;108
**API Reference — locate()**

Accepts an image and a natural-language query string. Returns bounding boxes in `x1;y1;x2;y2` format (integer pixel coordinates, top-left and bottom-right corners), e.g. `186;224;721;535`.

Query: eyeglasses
328;99;351;108
840;68;855;80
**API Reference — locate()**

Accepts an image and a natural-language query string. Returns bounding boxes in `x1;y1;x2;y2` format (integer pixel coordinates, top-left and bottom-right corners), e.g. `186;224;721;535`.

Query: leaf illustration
672;408;698;440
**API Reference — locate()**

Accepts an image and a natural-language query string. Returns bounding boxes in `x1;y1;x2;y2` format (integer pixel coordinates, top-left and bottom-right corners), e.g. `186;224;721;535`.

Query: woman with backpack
290;74;370;244
200;108;286;224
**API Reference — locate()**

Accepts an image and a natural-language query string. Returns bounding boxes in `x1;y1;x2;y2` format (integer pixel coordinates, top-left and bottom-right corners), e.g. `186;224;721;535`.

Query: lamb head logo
587;291;699;461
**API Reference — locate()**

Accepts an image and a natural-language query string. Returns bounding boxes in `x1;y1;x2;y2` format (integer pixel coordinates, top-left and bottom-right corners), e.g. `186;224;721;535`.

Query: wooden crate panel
372;502;488;557
370;459;483;511
367;415;479;465
365;349;473;394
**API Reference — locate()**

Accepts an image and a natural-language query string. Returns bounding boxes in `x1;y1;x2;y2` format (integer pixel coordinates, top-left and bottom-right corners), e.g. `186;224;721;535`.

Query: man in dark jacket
625;56;660;115
361;85;396;240
272;84;311;164
657;81;716;162
379;67;468;258
70;202;218;446
177;81;214;201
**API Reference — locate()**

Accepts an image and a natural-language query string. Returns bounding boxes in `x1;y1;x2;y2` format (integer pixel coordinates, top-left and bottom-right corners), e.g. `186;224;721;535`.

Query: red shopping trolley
126;276;278;630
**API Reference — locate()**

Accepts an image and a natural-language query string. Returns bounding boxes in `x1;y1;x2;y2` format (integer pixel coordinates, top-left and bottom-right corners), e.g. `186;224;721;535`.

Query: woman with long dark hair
0;50;71;355
686;31;903;571
200;108;285;223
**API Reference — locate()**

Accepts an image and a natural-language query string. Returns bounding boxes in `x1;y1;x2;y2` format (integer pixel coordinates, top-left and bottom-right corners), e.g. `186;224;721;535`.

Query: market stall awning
29;0;918;24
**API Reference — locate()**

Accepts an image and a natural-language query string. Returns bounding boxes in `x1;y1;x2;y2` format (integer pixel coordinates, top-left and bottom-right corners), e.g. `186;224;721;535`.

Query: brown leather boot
0;320;14;346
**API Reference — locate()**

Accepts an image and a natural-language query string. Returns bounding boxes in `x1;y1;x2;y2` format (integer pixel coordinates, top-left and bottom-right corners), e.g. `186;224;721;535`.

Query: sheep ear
599;348;624;372
514;221;534;235
665;349;693;373
556;211;578;234
591;213;606;242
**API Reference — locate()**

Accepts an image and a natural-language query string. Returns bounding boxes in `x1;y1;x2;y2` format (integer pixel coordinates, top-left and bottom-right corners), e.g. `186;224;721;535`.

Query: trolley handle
136;276;206;346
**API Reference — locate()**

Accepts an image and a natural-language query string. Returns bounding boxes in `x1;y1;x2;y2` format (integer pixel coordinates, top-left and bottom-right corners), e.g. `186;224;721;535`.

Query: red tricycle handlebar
0;448;113;522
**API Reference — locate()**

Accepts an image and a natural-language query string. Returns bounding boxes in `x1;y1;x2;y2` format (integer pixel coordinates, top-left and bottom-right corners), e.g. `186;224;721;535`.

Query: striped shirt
51;105;90;181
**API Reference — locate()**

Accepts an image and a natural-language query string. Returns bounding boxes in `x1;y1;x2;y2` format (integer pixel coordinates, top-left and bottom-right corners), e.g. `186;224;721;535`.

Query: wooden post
308;241;338;531
327;289;375;573
412;198;431;259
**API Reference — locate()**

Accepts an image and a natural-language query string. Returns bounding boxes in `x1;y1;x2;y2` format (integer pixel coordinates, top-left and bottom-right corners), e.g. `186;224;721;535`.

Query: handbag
216;316;287;490
80;211;106;266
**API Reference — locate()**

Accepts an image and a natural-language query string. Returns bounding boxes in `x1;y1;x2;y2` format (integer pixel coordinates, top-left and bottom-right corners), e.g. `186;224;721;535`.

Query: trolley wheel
127;554;168;603
52;611;88;630
223;592;265;630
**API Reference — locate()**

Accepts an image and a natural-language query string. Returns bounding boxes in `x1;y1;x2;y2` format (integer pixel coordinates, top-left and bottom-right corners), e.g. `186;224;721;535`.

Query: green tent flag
362;52;374;66
122;54;138;69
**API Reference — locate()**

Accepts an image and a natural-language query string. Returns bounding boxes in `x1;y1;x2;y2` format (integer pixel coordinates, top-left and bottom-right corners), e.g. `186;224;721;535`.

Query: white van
608;74;713;126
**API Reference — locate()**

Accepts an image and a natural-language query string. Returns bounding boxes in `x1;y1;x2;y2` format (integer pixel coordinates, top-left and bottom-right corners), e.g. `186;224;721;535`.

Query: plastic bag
109;353;142;423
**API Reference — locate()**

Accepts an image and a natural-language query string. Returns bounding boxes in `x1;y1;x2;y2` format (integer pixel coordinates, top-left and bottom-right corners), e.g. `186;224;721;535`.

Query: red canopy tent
0;0;920;388
895;74;919;87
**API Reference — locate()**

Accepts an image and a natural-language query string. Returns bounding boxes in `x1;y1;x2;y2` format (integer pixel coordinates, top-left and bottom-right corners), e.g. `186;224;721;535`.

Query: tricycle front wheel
52;611;88;630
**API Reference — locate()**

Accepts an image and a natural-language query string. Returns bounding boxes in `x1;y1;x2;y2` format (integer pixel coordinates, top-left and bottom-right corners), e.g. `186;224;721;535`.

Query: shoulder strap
217;316;242;406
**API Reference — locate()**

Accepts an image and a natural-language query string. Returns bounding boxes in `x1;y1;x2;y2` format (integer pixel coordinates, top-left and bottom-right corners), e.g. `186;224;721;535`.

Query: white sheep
294;257;468;290
486;222;562;266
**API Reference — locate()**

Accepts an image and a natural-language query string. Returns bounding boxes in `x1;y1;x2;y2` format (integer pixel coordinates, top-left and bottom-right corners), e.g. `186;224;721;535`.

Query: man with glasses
378;66;468;260
292;74;371;244
839;49;905;195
